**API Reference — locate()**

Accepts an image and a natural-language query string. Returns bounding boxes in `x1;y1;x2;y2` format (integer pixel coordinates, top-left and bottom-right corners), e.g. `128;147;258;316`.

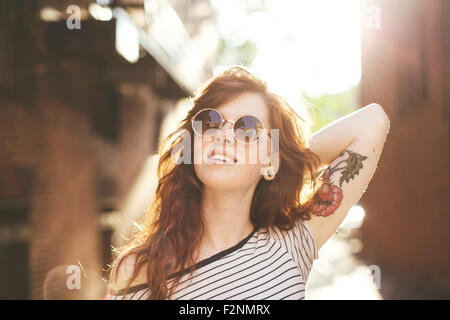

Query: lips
207;149;237;164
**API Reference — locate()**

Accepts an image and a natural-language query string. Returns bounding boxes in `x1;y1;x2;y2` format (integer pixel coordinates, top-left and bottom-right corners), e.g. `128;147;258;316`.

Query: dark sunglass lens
193;109;222;134
234;116;264;143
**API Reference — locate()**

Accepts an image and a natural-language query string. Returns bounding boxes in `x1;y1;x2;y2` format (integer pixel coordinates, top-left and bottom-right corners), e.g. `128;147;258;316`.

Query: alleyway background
1;0;448;299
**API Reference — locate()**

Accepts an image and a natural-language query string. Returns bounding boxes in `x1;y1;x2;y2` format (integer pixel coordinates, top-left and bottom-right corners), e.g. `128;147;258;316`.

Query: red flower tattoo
311;168;344;217
311;150;367;217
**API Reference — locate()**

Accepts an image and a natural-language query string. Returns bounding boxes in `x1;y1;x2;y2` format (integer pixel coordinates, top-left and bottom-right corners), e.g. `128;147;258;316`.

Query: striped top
105;219;318;300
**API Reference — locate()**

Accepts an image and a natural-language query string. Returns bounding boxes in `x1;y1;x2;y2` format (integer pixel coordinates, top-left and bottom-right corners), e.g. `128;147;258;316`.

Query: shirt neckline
167;226;258;280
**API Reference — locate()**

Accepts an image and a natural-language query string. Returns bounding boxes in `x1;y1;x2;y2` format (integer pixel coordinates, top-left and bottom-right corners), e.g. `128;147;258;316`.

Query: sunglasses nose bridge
222;119;235;128
214;120;235;144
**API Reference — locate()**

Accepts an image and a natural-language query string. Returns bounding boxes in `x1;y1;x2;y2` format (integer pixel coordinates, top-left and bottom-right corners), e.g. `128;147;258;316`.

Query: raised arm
305;103;390;252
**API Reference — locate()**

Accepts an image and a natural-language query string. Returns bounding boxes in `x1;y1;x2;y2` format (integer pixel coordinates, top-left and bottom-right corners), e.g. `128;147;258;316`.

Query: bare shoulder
109;250;148;291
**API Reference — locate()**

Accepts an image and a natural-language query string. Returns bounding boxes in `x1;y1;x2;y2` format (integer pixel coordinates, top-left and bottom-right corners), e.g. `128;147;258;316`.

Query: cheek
239;141;272;170
256;138;272;167
193;134;205;164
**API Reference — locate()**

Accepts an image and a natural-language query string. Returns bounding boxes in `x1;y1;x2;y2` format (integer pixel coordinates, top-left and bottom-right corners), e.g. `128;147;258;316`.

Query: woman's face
193;92;275;190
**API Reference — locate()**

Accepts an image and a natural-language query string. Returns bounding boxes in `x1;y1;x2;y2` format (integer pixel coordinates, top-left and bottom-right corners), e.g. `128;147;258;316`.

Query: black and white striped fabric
106;219;318;300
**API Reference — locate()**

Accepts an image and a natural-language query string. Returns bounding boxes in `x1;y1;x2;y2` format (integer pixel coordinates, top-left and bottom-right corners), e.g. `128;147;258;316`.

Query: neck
199;185;256;252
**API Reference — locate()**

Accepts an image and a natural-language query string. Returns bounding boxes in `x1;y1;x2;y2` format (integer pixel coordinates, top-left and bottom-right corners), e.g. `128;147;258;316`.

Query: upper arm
109;250;147;292
305;107;390;252
109;251;135;292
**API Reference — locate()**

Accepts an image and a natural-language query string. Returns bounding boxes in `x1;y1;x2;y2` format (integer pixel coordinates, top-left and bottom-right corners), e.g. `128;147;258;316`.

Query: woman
105;66;390;300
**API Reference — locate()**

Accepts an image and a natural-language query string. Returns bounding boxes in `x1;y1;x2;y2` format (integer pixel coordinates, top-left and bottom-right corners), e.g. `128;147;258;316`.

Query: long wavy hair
108;66;322;299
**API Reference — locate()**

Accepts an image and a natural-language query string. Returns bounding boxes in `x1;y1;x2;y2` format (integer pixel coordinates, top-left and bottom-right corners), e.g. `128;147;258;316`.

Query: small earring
265;167;275;180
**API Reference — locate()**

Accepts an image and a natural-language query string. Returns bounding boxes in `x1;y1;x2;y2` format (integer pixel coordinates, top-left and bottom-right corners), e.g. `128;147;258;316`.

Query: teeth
210;154;233;163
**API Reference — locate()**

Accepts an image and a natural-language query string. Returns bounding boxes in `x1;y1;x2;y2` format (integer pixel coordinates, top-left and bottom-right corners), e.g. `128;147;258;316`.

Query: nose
214;121;235;145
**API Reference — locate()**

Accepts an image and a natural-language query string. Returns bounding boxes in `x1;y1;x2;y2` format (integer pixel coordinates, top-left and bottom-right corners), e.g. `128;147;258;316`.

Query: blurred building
358;0;450;298
0;0;218;299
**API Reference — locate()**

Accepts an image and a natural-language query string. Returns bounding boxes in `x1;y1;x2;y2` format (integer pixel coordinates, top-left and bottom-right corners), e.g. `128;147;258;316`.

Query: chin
194;165;261;189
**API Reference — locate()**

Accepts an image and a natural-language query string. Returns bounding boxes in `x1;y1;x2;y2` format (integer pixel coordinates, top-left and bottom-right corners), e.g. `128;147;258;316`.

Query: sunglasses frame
190;107;270;144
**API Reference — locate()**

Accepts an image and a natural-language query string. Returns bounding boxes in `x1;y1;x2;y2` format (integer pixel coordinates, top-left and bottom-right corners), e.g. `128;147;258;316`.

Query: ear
270;151;280;174
262;152;280;181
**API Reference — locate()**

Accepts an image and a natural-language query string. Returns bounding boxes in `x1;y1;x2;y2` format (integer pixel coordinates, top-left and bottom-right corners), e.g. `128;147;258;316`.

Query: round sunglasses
191;108;268;144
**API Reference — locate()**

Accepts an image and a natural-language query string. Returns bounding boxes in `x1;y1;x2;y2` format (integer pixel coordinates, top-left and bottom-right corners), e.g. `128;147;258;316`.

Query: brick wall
0;83;168;299
0;1;205;300
1;101;103;299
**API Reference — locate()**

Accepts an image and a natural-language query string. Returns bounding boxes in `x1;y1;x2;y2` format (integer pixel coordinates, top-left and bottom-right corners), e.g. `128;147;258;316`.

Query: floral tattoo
311;149;368;217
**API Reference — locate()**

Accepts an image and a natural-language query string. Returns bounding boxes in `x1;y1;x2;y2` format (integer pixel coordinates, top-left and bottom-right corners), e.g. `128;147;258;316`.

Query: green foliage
304;85;360;133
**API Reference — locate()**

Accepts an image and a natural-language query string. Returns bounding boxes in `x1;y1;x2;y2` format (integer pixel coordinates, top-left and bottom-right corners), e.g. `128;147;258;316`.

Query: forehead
216;92;270;128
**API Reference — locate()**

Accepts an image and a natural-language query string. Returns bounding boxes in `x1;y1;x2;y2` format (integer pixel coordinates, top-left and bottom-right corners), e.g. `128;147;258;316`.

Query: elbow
361;103;390;139
368;103;390;131
369;103;390;122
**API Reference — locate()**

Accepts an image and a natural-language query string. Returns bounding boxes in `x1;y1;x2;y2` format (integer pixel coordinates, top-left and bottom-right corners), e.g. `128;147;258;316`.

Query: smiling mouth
207;153;237;164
